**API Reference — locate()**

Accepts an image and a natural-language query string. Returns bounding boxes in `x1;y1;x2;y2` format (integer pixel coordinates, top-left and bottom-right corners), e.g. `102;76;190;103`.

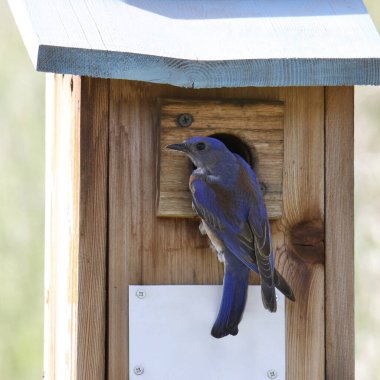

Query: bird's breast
201;220;225;254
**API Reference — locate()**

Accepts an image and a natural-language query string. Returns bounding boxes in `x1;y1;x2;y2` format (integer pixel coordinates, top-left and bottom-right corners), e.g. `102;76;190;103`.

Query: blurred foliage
0;0;379;379
364;0;380;32
0;0;44;379
357;2;380;380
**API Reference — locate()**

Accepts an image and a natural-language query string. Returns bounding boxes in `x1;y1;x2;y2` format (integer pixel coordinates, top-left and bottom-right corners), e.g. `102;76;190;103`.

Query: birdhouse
9;0;380;379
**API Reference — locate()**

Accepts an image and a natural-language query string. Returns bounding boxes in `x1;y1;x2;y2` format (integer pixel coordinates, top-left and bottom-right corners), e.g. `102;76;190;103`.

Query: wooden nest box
9;0;380;379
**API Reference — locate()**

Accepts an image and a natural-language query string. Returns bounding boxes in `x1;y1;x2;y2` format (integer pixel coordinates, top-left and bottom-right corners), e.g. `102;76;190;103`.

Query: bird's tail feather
211;261;250;339
261;281;277;312
274;269;295;301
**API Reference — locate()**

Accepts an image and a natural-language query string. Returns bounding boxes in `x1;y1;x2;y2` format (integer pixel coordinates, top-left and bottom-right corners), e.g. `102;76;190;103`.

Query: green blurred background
0;1;44;379
0;1;379;379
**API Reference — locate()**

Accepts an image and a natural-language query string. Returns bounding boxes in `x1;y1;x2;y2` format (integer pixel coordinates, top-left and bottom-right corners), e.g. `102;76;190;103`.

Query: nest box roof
8;0;380;88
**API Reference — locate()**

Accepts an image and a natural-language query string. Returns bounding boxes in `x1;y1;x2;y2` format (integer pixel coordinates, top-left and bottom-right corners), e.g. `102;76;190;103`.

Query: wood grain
108;82;325;379
278;87;325;380
325;87;354;380
77;77;109;379
45;74;81;380
44;77;354;379
8;1;380;86
158;98;284;219
44;75;109;380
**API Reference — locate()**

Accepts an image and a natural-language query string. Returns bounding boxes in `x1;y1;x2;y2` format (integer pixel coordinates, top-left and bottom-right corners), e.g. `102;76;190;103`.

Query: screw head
267;369;278;379
177;113;193;127
136;289;146;299
134;365;144;375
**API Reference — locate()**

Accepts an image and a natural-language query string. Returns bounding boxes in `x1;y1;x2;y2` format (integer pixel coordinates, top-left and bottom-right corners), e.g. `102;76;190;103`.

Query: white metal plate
129;285;285;380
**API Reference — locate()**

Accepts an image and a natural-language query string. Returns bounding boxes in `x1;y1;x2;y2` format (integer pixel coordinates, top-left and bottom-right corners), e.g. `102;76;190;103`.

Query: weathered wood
45;73;80;380
325;87;354;380
44;78;329;379
278;87;325;380
8;0;380;87
77;77;109;379
44;75;109;380
158;98;284;219
108;82;325;379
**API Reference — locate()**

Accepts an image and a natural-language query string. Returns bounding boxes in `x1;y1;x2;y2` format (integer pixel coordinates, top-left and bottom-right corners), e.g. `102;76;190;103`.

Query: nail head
136;289;146;299
134;365;144;375
267;369;278;379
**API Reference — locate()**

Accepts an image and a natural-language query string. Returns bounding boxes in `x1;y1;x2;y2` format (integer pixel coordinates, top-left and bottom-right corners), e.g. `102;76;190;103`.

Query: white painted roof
8;0;380;87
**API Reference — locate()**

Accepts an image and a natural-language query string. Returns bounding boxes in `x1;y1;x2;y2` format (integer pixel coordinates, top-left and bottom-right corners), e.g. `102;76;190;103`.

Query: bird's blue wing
248;212;276;311
191;161;277;312
190;176;259;273
191;175;254;337
190;177;227;232
234;156;277;312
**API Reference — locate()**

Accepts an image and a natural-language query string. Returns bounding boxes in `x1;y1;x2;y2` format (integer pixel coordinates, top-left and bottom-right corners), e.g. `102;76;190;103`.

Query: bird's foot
217;251;225;263
199;222;206;235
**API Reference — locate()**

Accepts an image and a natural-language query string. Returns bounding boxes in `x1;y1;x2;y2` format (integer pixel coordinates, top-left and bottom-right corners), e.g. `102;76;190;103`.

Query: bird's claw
199;222;206;235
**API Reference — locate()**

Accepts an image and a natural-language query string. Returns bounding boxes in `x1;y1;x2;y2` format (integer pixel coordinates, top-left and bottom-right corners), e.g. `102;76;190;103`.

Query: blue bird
167;136;295;338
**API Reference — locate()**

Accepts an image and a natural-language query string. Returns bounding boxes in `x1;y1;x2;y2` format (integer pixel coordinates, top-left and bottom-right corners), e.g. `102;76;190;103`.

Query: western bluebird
167;136;295;338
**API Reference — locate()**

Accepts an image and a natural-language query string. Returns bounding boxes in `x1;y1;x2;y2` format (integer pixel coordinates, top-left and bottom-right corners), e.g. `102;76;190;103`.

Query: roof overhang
8;0;380;88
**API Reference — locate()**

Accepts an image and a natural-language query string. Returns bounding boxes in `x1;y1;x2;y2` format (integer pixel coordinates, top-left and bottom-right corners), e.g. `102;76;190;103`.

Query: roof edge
37;45;380;88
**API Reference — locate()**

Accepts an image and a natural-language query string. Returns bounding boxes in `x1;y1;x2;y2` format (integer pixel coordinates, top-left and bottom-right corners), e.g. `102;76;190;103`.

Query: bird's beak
166;143;188;152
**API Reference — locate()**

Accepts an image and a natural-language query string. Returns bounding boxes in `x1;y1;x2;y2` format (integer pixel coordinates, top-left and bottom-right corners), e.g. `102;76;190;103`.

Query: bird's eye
196;142;206;151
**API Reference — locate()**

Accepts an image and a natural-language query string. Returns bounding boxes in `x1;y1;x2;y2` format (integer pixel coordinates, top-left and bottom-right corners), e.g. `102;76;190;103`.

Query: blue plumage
167;136;295;338
211;253;250;338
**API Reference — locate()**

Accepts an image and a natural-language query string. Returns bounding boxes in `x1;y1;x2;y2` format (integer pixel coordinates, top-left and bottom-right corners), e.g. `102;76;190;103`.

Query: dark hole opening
210;133;257;170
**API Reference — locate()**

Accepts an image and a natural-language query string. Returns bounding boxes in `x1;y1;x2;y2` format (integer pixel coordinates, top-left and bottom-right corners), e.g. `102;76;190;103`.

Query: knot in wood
290;220;324;264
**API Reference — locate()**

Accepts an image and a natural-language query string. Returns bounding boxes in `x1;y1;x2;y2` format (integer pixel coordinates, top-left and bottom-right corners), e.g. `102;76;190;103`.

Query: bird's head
166;136;234;171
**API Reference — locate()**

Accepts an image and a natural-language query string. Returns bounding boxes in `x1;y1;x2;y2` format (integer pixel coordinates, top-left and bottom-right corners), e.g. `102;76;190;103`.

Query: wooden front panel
158;98;284;219
107;82;325;379
47;76;354;379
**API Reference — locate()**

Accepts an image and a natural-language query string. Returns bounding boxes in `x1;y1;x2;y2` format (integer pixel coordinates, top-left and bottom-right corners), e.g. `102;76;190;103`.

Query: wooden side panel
325;87;354;380
44;75;109;380
108;82;325;380
45;74;81;380
77;77;109;379
279;87;325;380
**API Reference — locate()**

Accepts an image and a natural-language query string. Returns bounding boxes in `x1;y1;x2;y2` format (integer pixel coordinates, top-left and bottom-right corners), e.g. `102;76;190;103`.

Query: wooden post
325;87;355;380
44;75;109;380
